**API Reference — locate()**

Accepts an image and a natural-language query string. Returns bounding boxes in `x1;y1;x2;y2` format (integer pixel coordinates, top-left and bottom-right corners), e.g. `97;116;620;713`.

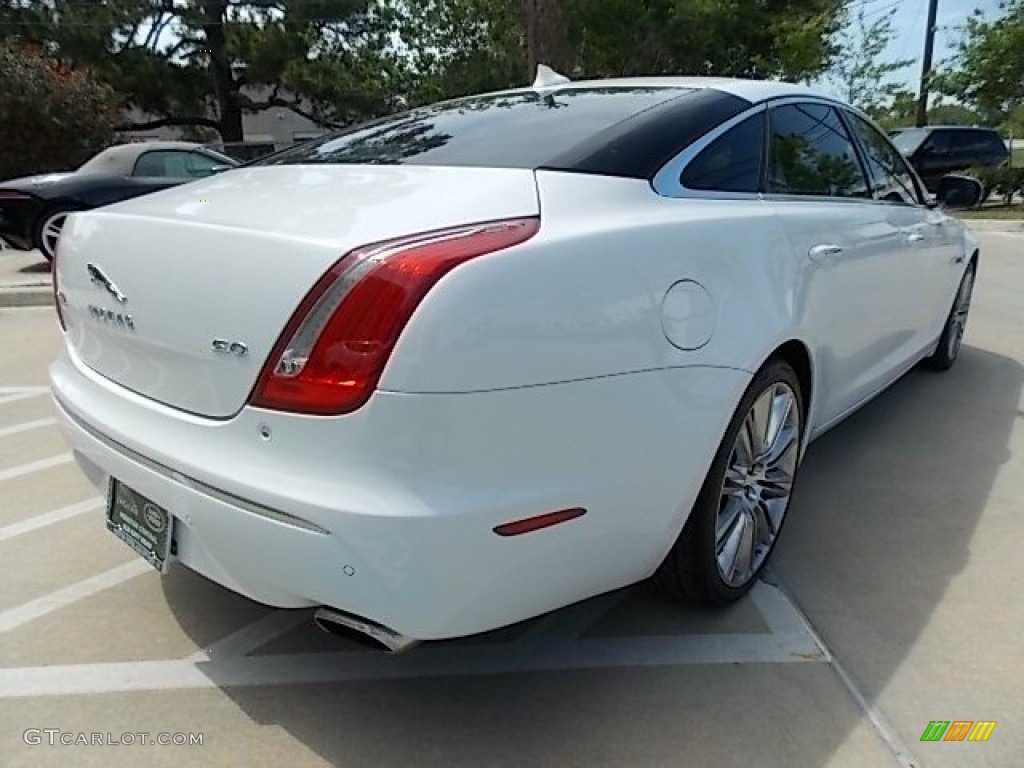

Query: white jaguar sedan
49;72;981;651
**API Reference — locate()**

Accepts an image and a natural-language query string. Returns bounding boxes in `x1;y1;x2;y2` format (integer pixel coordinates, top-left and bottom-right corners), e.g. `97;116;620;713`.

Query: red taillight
0;190;31;200
250;217;540;415
493;508;588;537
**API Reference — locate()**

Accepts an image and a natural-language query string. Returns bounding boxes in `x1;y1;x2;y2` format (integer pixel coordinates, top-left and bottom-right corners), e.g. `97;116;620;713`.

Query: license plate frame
105;479;173;573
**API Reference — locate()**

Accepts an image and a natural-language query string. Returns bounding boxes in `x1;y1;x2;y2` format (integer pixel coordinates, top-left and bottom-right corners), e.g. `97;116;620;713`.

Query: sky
819;0;1008;98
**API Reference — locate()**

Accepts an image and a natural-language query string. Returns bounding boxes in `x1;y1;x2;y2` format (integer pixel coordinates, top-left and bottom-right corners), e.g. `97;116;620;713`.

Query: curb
0;286;53;308
958;219;1024;232
1;247;52;307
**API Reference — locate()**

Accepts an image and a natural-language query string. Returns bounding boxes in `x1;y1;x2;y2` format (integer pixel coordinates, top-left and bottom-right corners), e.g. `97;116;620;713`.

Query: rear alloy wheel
34;205;80;261
925;262;975;371
656;360;804;606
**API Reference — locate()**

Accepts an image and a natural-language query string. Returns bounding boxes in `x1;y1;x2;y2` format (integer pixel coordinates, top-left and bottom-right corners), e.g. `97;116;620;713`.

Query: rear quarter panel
382;171;815;404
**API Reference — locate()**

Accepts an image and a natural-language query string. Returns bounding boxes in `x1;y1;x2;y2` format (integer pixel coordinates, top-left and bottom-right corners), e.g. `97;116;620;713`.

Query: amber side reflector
493;508;587;537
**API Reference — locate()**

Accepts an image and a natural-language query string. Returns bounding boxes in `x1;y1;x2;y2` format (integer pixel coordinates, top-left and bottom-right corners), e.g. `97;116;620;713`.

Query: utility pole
915;0;940;127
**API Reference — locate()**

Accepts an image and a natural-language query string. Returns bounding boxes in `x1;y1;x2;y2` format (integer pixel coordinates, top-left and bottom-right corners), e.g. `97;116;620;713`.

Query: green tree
396;0;848;105
0;42;119;180
389;0;527;105
937;1;1024;126
828;3;914;115
563;0;846;81
0;0;853;143
926;102;984;126
1000;104;1024;139
872;88;918;130
0;0;397;141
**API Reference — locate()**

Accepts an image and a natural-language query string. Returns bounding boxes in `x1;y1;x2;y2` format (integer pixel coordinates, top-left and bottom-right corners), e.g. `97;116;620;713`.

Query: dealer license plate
106;479;174;573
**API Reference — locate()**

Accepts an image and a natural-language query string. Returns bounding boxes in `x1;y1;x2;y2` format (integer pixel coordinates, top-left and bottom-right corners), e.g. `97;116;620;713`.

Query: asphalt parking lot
1;231;1022;767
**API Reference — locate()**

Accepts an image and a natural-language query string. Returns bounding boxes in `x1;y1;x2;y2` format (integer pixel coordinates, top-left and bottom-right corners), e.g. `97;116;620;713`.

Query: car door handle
808;244;843;261
953;254;965;264
907;232;926;243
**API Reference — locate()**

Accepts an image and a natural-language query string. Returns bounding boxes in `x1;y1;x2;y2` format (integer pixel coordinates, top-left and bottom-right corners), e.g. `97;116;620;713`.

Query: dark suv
890;126;1009;192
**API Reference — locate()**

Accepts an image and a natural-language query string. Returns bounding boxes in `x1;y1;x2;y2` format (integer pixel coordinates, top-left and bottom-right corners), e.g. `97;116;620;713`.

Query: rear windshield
255;87;692;170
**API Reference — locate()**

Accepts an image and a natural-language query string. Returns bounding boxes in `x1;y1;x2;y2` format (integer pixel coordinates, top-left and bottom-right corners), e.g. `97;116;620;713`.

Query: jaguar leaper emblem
86;262;127;303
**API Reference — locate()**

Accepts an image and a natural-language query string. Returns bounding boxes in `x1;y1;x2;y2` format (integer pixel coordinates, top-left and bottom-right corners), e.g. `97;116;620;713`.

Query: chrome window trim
652;95;927;208
839;107;928;208
652;103;767;200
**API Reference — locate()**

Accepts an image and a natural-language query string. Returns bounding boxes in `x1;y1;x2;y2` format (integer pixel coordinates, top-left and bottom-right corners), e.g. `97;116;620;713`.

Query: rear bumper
51;343;749;640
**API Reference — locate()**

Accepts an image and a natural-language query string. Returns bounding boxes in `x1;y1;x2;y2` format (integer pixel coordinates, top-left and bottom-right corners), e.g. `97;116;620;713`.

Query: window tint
922;131;951;154
846;113;921;205
767;104;869;198
133;150;222;178
986;133;1007;154
134;151;181;177
256;87;691;170
681;113;764;193
965;130;1006;155
183;152;225;177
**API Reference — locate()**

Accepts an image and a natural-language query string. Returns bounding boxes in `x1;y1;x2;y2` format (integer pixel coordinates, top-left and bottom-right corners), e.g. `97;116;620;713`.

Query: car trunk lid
55;165;540;418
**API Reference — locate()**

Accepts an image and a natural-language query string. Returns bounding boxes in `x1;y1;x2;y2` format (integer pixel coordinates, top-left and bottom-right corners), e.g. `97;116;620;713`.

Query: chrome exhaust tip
313;607;421;654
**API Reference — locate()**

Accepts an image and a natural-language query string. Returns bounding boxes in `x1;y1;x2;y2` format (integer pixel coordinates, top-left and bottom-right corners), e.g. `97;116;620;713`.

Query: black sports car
0;141;237;260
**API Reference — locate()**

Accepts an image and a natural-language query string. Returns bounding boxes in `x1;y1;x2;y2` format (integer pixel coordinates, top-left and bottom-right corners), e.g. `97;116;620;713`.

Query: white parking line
0;631;828;699
0;498;103;542
518;589;631;644
0;559;151;634
0;417;57;439
0;391;49;406
0;386;50;395
763;570;918;768
0;454;72;482
0;582;828;697
186;610;312;662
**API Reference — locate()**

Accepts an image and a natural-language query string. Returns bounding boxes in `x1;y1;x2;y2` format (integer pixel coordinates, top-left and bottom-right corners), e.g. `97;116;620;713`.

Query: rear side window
972;130;1007;155
681;113;765;193
133;151;192;178
923;131;951;154
766;103;870;199
257;88;691;171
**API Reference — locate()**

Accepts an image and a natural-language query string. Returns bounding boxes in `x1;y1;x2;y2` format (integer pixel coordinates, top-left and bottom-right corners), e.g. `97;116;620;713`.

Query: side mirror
209;164;233;175
936;175;983;210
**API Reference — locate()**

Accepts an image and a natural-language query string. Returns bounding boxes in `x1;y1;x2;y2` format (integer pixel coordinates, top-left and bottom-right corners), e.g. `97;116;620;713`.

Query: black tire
655;360;805;607
32;203;82;261
924;262;976;372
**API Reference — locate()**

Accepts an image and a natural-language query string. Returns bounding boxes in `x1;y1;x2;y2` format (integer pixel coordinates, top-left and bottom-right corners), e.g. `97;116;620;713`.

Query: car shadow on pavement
160;343;1022;767
19;260;49;274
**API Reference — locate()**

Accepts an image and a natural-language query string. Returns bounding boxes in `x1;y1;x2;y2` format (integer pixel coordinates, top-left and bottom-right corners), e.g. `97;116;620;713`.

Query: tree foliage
395;0;848;103
870;90;986;132
0;42;119;179
0;0;398;140
0;0;850;143
828;4;914;115
870;88;917;130
561;0;846;82
938;0;1024;127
